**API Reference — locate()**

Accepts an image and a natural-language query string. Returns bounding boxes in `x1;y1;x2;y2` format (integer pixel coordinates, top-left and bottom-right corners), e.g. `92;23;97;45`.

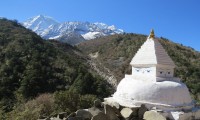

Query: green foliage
79;94;97;109
0;19;111;113
53;90;96;113
6;92;97;119
6;94;54;120
70;69;112;98
54;90;79;113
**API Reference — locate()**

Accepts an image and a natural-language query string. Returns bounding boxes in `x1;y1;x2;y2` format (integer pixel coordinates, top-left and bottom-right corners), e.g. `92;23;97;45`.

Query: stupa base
104;97;200;120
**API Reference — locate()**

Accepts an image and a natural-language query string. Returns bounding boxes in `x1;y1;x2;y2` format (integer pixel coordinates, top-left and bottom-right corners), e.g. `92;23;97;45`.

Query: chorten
106;30;195;112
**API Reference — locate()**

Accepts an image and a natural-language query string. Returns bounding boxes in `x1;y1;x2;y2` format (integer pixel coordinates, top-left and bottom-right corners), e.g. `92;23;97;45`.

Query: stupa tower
108;30;194;111
130;29;176;82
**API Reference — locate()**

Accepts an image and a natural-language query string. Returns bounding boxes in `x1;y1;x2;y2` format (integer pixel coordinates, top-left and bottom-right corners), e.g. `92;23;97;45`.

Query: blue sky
1;0;200;51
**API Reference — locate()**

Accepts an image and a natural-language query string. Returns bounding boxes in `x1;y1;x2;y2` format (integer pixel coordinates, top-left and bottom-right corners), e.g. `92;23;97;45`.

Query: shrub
6;93;54;120
54;90;97;113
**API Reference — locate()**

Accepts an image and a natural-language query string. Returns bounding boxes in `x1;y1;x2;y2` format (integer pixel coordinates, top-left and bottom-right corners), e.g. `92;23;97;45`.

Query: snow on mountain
82;32;103;40
22;15;59;35
22;15;124;44
57;32;85;45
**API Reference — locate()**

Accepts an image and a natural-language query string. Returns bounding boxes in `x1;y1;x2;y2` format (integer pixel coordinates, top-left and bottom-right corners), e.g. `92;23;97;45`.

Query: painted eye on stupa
147;70;150;72
160;71;163;74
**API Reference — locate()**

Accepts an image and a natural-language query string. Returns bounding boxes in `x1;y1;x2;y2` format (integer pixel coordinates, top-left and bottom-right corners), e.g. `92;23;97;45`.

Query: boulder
88;107;102;116
131;107;140;117
138;104;148;119
91;112;109;120
58;112;68;119
104;98;120;109
120;108;134;119
143;111;166;120
179;112;193;120
104;104;120;120
76;109;92;120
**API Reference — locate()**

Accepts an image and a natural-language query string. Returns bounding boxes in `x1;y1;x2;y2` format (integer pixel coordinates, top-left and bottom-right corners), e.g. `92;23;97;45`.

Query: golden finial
149;29;155;39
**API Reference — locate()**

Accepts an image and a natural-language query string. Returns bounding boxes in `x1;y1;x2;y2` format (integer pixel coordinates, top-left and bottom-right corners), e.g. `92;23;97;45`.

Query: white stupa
106;30;195;112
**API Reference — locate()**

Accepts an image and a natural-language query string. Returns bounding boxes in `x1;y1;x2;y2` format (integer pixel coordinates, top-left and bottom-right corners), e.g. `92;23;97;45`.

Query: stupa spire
149;29;155;39
130;29;175;68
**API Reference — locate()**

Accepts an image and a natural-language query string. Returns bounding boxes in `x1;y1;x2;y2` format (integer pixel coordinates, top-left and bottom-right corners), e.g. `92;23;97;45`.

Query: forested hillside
1;18;200;119
0;19;112;119
78;33;200;101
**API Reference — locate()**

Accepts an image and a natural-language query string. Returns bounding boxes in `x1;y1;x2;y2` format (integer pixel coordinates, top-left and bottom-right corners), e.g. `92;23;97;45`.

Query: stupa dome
113;77;193;110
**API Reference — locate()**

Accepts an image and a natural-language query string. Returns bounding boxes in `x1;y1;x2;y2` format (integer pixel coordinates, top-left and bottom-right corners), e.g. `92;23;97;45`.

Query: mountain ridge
22;15;124;45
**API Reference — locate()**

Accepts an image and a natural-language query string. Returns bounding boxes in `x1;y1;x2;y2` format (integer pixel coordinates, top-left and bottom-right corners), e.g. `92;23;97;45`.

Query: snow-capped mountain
22;15;124;45
23;15;59;35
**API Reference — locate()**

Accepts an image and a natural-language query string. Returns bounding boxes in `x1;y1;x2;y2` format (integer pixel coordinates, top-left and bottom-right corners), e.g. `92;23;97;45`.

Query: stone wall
38;99;200;120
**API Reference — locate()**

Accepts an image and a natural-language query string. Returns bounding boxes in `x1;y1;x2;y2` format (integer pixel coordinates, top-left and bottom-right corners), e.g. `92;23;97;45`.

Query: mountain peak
22;15;58;34
22;15;124;44
37;14;45;18
35;15;57;21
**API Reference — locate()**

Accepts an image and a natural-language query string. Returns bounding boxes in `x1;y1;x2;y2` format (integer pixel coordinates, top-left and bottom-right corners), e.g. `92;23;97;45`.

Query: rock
179;112;193;120
104;98;120;109
67;116;84;120
104;104;120;120
120;108;134;119
76;109;92;120
88;107;102;116
91;112;109;120
103;100;121;117
131;107;140;117
138;104;148;119
143;111;166;120
58;112;68;119
94;99;102;108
